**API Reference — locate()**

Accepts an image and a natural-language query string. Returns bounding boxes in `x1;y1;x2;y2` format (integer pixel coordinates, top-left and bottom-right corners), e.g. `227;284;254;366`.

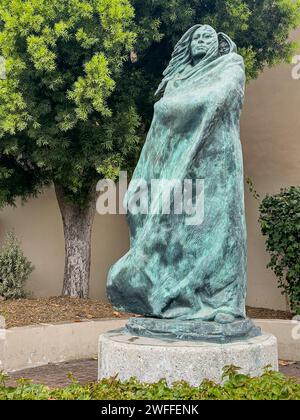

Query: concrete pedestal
98;329;278;386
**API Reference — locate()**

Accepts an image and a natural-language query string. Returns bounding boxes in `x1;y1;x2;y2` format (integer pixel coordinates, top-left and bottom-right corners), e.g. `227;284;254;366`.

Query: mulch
246;306;293;321
0;297;294;329
0;297;132;329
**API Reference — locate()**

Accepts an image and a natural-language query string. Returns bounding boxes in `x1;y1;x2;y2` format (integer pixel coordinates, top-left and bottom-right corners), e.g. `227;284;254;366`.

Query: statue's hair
155;25;237;96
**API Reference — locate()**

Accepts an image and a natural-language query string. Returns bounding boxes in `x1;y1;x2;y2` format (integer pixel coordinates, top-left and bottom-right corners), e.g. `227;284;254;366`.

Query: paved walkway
4;359;300;389
6;359;98;388
280;362;300;382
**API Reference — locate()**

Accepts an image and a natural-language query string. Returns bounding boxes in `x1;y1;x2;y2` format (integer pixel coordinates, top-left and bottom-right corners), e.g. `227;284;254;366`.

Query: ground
4;359;300;389
5;360;98;388
246;306;292;320
0;297;293;328
0;297;132;328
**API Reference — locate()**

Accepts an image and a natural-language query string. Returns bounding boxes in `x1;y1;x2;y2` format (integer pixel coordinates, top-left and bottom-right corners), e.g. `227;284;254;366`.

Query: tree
127;0;300;128
0;0;139;297
0;0;300;298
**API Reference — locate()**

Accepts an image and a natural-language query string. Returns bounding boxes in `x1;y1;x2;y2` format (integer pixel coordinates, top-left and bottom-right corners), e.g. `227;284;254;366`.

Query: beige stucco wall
241;27;300;310
0;28;299;309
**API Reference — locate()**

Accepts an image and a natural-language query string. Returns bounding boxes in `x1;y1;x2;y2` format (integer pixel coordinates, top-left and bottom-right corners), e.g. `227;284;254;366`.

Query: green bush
0;367;299;400
259;186;300;315
0;231;34;299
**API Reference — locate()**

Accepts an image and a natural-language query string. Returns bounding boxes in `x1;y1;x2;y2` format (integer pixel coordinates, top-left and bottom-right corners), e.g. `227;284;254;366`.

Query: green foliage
259;186;300;314
0;367;299;400
0;231;34;299
246;176;261;202
0;0;139;207
127;0;300;128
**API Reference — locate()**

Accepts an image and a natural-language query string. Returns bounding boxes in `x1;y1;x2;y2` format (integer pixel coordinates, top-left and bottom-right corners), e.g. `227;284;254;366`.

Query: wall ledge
0;318;299;373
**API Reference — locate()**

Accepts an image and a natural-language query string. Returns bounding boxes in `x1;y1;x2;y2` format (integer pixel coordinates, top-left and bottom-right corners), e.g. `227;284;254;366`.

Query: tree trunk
55;184;97;298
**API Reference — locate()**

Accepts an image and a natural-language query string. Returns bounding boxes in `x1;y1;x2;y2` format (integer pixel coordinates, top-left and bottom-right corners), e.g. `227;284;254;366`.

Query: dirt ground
0;297;132;328
0;296;293;328
246;306;293;320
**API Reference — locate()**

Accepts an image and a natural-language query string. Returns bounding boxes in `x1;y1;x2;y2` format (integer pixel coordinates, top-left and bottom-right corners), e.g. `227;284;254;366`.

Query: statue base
124;317;261;344
98;330;278;386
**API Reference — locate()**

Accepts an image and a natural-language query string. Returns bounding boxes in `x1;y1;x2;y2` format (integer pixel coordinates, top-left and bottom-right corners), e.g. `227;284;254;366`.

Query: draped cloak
107;27;247;322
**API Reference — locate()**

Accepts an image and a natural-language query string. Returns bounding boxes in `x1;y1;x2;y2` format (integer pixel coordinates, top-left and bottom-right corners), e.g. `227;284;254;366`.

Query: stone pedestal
98;330;278;386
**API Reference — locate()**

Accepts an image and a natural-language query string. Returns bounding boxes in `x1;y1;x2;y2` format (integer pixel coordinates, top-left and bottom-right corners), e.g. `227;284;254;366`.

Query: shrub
0;367;299;400
259;186;300;314
0;231;34;299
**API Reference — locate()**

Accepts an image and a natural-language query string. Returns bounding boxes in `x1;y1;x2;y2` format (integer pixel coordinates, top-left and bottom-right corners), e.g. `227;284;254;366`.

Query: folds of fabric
107;32;247;322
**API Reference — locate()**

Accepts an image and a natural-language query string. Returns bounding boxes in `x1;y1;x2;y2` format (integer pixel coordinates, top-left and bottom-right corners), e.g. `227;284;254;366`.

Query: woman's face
190;26;217;61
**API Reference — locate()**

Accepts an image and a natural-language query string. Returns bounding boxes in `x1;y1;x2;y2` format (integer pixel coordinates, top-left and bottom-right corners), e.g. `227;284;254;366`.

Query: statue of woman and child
106;24;261;343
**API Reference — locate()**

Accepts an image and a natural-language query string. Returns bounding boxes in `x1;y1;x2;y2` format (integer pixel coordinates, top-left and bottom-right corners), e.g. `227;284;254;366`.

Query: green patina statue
107;24;261;343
